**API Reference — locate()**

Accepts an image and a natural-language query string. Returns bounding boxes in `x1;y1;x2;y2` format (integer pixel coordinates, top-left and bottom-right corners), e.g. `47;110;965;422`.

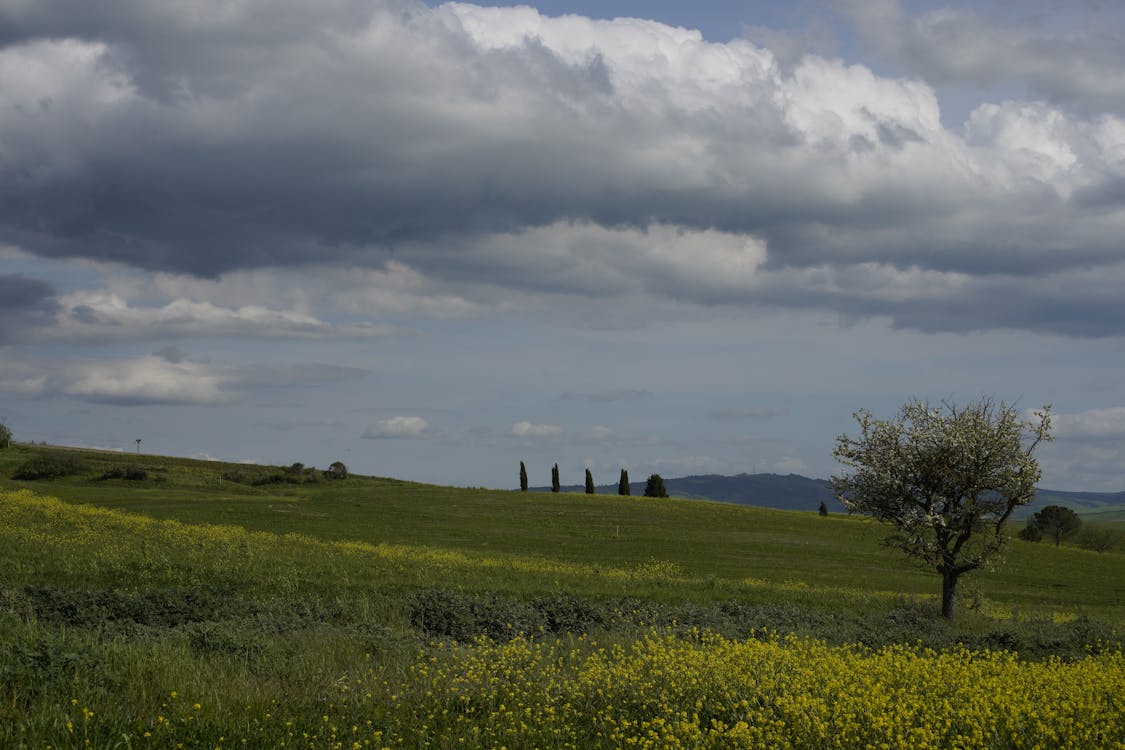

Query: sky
2;0;1125;491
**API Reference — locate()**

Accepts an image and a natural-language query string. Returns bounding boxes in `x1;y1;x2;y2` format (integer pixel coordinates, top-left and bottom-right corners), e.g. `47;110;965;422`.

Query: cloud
51;354;368;406
330;262;479;319
234;363;371;390
0;265;405;343
841;0;1125;114
0;358;48;396
707;407;789;420
45;290;390;343
363;416;431;439
0;1;1123;336
0;274;59;342
561;388;651;403
62;356;232;405
511;420;564;438
1050;406;1125;441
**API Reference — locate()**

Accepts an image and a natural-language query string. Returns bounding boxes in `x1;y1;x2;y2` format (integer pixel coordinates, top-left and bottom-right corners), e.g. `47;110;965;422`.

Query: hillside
1;442;1120;616
2;442;1123;748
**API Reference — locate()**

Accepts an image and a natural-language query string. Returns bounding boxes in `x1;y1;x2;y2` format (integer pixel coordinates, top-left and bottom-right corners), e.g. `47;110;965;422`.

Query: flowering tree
833;398;1051;619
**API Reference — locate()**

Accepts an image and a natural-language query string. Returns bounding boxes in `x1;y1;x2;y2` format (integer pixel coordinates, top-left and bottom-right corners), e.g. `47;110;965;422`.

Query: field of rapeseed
14;632;1125;748
1;486;1123;749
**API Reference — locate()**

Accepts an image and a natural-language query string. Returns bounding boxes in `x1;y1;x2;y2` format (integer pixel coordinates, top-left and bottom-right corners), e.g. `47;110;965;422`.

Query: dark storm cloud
0;274;59;342
2;0;1124;335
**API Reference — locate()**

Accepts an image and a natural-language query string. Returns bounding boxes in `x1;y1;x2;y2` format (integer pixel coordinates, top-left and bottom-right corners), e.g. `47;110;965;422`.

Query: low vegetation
0;444;1122;748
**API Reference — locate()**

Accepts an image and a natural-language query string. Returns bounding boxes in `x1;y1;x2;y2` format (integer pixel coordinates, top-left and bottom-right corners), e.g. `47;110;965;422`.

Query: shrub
1076;525;1120;553
11;453;86;480
1018;518;1043;542
98;465;148;481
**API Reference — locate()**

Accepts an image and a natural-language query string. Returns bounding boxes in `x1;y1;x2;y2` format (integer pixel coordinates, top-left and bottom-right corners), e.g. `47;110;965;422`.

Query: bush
98;465;148;481
0;421;11;448
1018;519;1043;542
185;622;267;657
11;453;86;480
1076;525;1120;553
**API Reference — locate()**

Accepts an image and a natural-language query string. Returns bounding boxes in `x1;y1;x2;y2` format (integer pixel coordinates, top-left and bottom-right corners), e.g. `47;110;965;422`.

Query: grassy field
1;443;1123;748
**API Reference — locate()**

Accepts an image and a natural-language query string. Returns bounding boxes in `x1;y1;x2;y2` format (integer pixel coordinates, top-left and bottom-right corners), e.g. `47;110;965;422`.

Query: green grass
1;443;1121;620
1;443;1123;748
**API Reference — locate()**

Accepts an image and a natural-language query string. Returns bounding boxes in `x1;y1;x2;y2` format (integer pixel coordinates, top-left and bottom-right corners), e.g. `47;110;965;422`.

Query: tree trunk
941;571;958;620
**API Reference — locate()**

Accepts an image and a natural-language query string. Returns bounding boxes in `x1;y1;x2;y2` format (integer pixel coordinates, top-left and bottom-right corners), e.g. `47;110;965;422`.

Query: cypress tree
551;463;560;493
519;461;528;492
585;468;595;494
818;501;829;516
618;468;630;496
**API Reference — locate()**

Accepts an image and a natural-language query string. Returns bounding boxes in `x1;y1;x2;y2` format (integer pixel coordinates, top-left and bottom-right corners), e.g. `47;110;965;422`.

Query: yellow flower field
2;488;1122;748
344;631;1124;750
63;630;1121;749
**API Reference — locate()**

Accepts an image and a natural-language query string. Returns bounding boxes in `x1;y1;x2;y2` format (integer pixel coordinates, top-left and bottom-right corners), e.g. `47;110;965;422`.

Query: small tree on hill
0;421;11;449
519;461;528;492
551;463;560;493
618;468;630;496
1018;518;1043;542
833;398;1051;620
585;468;595;494
1030;505;1082;547
818;501;829;516
326;461;348;480
644;474;668;498
1076;525;1119;553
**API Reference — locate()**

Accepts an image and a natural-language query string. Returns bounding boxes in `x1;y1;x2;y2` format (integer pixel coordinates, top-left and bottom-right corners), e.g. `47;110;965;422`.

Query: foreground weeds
2;489;1123;748
4;628;1123;749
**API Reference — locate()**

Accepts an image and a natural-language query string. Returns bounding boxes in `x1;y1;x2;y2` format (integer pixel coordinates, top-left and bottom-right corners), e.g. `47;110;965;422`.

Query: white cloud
412;222;769;302
363;416;431;439
2;1;1125;336
53;354;368;406
63;356;232;405
1050;406;1125;441
512;420;564;438
330;262;479;319
47;290;389;343
0;373;47;396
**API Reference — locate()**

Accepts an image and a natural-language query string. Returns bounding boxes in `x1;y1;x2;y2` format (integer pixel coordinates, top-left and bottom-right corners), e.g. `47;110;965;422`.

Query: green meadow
1;443;1122;748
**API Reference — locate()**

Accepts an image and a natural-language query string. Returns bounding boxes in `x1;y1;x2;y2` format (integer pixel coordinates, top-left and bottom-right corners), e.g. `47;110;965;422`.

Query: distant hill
544;473;1125;520
1029;489;1125;522
544;472;837;513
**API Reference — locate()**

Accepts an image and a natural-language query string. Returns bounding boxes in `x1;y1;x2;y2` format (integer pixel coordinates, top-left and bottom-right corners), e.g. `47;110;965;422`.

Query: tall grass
1;442;1123;748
